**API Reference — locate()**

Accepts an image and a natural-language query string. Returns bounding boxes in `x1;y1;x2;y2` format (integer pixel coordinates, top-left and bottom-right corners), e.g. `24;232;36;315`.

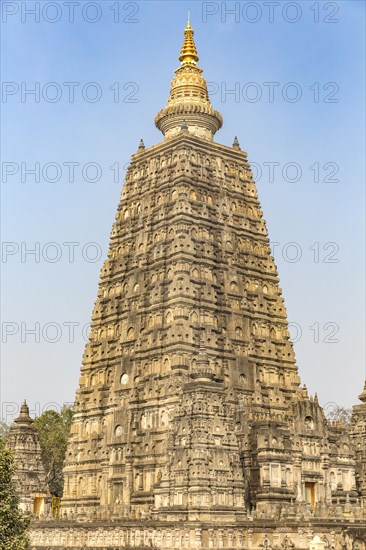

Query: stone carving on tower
153;343;247;521
7;401;50;517
28;18;366;550
351;383;366;502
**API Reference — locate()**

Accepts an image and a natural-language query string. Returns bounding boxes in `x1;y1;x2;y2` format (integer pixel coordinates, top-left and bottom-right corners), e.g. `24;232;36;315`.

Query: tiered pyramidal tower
7;401;50;517
61;21;363;529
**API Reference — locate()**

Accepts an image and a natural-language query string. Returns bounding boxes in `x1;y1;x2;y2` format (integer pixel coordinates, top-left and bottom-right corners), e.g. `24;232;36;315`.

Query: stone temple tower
7;401;49;517
45;20;366;548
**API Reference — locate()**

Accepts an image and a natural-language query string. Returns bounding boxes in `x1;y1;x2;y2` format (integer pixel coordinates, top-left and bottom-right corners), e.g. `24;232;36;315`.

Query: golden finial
179;15;199;65
155;12;223;139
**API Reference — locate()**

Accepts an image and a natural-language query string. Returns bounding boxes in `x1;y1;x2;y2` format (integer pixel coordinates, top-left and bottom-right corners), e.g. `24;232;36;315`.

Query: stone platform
30;518;366;549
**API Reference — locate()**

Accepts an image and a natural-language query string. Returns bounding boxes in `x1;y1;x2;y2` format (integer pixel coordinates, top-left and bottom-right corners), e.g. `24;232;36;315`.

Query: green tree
0;421;9;442
34;406;73;497
0;439;30;550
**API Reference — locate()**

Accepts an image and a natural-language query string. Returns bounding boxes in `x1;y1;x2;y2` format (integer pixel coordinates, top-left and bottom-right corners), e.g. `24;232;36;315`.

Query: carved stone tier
7;401;50;517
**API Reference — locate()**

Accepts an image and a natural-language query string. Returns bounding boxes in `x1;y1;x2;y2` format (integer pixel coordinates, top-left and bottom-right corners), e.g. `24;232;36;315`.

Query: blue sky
1;0;365;421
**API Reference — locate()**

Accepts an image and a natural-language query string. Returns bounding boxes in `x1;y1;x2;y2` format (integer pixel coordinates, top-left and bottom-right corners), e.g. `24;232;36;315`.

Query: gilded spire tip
186;10;192;30
179;16;199;65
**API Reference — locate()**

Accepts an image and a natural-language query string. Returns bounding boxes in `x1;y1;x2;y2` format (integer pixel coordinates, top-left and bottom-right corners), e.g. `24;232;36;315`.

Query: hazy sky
1;0;365;423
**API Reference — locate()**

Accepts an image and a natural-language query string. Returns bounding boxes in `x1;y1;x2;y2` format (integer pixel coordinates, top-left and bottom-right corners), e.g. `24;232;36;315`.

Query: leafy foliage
0;439;30;550
0;421;10;440
34;406;73;497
